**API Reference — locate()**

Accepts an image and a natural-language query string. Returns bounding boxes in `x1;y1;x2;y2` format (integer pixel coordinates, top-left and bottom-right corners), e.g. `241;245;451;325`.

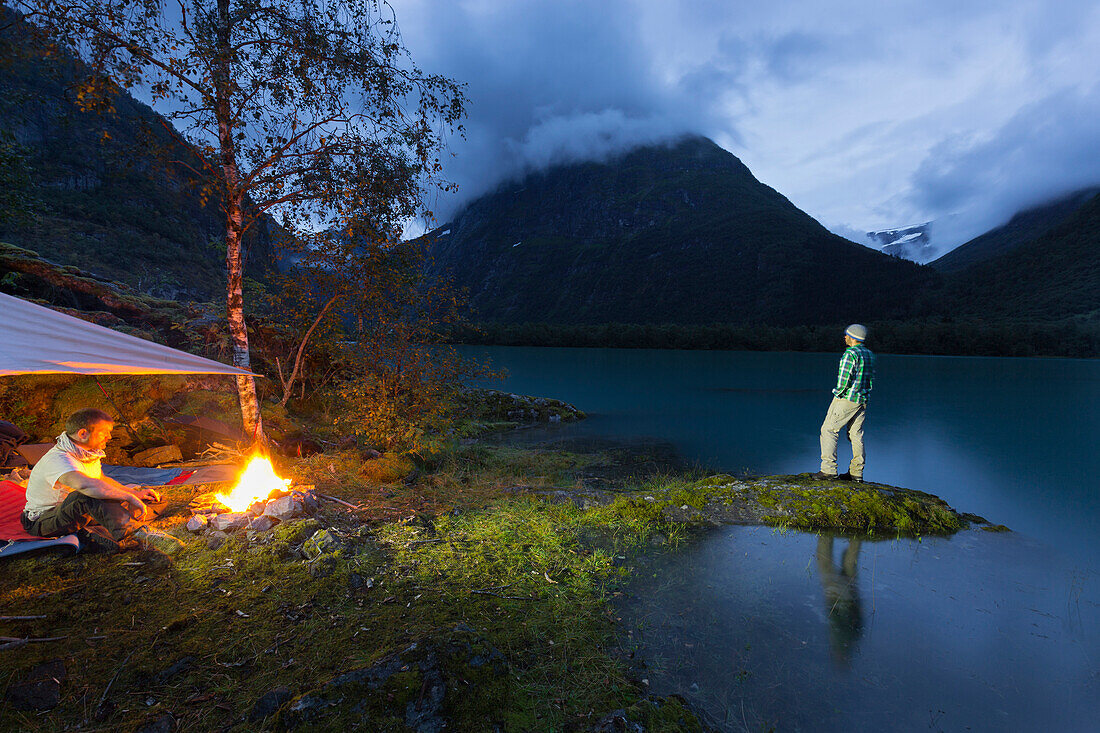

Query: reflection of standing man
816;535;863;665
815;324;874;482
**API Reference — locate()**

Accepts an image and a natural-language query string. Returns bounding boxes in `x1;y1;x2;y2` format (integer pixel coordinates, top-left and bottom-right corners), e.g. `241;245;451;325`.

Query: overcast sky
398;0;1100;253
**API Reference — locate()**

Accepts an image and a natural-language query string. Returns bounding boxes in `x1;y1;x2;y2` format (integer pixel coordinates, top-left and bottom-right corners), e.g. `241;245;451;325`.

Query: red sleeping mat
0;479;41;541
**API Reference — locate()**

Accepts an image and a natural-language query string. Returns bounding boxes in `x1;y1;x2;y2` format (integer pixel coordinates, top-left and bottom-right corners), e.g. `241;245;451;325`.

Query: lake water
459;346;1100;731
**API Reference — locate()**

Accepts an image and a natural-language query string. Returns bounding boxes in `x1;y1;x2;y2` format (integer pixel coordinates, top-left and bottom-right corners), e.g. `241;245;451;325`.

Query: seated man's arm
56;471;151;518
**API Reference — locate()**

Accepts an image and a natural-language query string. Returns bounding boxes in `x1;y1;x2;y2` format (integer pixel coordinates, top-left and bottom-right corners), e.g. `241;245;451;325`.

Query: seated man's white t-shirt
23;436;104;520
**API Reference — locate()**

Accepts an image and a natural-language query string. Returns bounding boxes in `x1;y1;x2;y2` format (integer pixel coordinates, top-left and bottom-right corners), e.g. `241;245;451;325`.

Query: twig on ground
408;538;445;546
97;651;134;714
0;635;67;644
0;615;47;621
315;493;362;510
470;589;536;601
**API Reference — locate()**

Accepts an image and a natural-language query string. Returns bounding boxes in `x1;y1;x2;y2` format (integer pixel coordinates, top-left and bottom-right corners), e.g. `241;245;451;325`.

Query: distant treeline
446;320;1100;358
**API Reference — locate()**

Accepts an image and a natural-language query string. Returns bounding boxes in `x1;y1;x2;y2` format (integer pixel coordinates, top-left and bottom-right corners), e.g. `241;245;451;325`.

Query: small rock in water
211;513;250;532
185;514;209;532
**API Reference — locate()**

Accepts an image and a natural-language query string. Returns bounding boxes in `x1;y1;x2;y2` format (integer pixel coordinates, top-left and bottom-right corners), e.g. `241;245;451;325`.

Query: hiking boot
75;527;121;554
839;473;864;483
812;471;838;480
132;527;184;555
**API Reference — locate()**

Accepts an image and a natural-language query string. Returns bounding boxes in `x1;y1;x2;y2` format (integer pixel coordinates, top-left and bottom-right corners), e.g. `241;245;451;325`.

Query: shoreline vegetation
447;320;1100;358
0;386;1000;731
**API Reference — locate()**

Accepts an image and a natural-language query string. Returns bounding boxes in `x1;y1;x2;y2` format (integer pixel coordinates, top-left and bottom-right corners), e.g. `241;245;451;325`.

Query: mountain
425;136;936;327
931;187;1100;273
0;10;280;302
941;190;1100;320
866;222;934;262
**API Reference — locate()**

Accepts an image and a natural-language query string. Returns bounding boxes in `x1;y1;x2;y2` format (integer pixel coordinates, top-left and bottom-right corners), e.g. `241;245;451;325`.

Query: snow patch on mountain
867;222;936;263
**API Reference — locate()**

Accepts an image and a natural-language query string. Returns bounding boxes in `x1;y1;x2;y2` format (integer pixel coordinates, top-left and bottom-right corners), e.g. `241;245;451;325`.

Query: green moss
0;433;975;732
746;480;964;536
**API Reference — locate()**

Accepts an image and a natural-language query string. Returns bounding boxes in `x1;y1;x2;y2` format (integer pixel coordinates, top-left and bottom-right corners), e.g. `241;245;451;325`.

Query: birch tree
14;0;464;441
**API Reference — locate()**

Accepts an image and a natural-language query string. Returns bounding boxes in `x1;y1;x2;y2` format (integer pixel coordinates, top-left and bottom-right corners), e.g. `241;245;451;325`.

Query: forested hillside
0;9;280;302
425;136;937;327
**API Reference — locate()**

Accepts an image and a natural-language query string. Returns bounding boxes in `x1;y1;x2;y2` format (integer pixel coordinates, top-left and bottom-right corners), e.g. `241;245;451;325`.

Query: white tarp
0;292;255;377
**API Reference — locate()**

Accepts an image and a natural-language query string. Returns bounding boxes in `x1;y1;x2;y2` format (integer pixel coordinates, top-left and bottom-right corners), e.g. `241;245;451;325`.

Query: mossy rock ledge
522;473;995;537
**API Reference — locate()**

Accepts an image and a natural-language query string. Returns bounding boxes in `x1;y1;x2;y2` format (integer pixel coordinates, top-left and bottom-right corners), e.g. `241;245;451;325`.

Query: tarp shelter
0;293;252;557
0;292;255;376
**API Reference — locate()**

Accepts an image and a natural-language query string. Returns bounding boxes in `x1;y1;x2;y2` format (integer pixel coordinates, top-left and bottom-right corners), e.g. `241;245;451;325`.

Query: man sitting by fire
20;408;183;554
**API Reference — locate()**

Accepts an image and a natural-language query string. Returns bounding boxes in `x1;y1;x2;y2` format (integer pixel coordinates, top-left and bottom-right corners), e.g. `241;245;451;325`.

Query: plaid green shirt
833;344;875;403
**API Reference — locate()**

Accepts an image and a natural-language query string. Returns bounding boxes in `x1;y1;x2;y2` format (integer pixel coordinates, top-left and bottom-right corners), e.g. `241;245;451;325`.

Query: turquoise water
460;346;1100;562
459;346;1100;731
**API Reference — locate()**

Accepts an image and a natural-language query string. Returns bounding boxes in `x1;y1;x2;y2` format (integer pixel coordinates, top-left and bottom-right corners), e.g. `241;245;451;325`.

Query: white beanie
845;324;868;342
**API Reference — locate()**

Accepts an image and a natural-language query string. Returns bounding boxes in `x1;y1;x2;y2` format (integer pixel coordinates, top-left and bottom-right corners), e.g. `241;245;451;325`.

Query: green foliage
931;187;1099;273
937;191;1100;323
329;344;484;453
0;449;700;732
0;130;37;227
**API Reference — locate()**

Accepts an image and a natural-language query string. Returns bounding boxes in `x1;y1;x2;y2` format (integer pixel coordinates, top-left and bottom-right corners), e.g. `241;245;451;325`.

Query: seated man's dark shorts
21;491;137;543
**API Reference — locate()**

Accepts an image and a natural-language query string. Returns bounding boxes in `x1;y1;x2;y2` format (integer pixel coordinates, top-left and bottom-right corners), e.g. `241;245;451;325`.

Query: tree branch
279;292;340;408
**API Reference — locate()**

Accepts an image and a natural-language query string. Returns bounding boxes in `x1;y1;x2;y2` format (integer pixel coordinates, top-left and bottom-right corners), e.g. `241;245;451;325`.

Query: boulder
302;529;340;559
185;514;209;532
5;660;66;711
263;496;301;521
210;513;250;532
248;515;277;532
131;445;183;467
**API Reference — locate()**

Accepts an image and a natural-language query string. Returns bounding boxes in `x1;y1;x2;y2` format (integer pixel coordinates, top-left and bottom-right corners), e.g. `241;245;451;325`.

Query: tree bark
215;0;263;444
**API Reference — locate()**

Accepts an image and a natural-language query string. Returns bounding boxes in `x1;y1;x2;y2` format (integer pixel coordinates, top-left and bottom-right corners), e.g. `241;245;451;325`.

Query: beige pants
820;397;866;477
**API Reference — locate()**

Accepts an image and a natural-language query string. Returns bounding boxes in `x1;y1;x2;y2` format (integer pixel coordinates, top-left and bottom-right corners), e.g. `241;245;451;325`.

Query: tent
0;292;255;376
0;292;252;556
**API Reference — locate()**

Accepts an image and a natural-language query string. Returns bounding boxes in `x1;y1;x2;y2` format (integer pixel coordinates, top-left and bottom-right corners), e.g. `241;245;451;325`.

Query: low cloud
401;0;1100;249
502;111;686;179
909;84;1100;248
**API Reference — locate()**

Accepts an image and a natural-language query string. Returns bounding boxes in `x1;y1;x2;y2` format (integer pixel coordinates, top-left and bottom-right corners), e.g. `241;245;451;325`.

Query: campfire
215;455;292;512
185;455;316;534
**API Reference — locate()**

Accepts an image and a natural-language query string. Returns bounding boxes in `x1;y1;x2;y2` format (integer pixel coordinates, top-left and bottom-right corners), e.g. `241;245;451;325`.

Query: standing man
815;324;875;482
21;408;183;554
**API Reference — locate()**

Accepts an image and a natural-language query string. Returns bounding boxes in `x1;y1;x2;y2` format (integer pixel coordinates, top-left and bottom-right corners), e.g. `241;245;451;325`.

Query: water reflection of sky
617;527;1100;732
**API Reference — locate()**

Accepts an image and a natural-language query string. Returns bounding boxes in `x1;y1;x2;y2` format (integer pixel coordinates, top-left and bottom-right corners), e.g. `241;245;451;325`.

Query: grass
1;437;973;730
0;444;706;732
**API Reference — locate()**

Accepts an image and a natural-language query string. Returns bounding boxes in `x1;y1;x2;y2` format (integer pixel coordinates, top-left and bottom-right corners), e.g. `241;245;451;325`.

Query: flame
215;455;291;513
